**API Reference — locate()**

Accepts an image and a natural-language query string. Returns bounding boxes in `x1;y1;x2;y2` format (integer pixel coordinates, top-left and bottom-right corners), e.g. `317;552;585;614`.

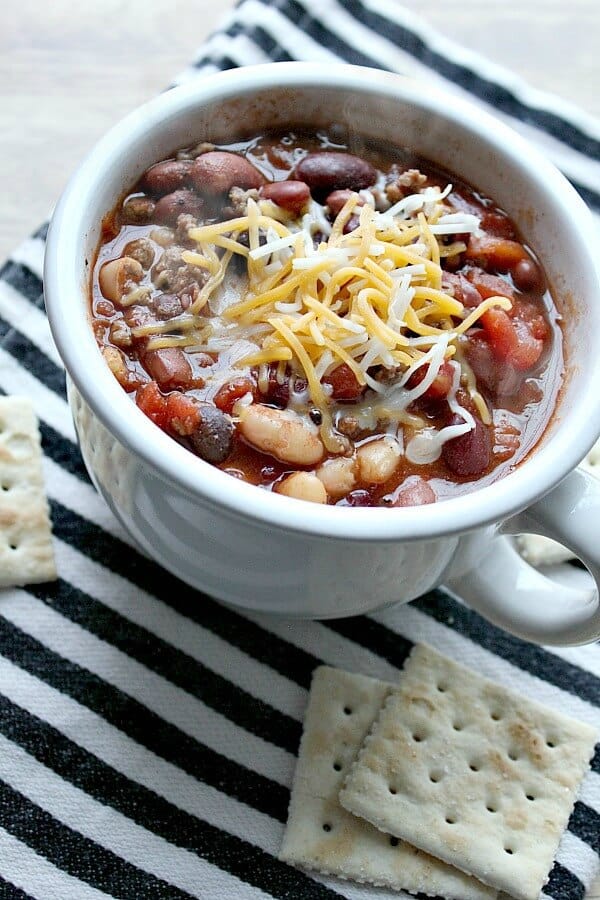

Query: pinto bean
190;151;265;195
154;190;204;225
142;160;193;196
356;437;401;484
512;258;543;293
121;195;156;223
277;471;328;504
392;477;436;507
295;152;376;196
239;405;324;466
99;256;143;304
442;414;491;477
122;238;155;270
316;456;356;499
142;348;193;390
260;180;311;215
188;405;234;463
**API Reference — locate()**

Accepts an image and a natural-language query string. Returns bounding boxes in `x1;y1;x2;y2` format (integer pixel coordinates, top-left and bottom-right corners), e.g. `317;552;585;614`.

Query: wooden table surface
2;2;599;899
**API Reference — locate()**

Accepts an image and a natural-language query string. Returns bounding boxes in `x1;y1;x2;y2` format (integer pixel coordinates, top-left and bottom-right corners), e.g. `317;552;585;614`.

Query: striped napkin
0;2;599;899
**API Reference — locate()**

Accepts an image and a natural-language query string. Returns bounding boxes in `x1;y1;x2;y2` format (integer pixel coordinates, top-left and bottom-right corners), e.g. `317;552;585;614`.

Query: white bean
356;437;401;484
99;256;143;303
239;405;324;466
277;472;328;504
316;456;356;499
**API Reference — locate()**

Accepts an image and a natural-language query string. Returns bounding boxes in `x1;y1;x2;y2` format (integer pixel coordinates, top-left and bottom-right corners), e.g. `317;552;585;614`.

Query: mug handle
445;468;600;645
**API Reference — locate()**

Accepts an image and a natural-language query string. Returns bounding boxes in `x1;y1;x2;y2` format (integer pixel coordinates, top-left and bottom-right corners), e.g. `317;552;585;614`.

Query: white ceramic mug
44;63;600;645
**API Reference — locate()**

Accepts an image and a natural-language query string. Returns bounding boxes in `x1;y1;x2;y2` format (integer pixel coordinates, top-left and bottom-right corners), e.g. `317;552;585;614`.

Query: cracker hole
486;804;497;814
343;706;353;716
504;847;515;855
546;740;556;748
333;762;342;772
508;750;519;761
437;683;447;693
429;771;442;783
452;722;463;732
322;823;332;833
412;733;424;743
445;816;456;825
9;542;18;551
526;794;535;802
469;762;480;772
1;483;10;492
389;837;399;847
389;786;397;795
490;711;502;722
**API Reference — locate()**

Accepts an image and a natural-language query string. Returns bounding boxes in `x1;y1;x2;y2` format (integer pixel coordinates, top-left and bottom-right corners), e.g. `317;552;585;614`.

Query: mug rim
44;61;600;542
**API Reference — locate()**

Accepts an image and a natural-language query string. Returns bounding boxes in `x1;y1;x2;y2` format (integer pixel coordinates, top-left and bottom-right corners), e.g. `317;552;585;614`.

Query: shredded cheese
149;180;512;454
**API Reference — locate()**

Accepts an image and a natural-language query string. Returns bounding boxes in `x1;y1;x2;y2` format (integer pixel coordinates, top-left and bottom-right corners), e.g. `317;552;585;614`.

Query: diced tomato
480;308;544;371
465;235;529;272
466;268;515;302
214;377;257;414
166;391;201;436
136;381;201;435
323;363;364;401
136;381;169;429
407;360;454;400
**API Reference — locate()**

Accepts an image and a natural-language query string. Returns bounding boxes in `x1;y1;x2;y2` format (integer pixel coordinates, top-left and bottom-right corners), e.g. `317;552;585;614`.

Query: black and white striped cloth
0;1;599;898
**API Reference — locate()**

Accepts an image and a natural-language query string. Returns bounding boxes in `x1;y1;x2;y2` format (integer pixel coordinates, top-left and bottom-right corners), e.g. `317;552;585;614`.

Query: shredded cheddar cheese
144;183;509;453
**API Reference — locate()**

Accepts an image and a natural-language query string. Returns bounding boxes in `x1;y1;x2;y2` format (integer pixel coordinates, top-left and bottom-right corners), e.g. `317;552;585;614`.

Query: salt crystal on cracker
0;397;56;587
280;666;495;899
339;644;597;900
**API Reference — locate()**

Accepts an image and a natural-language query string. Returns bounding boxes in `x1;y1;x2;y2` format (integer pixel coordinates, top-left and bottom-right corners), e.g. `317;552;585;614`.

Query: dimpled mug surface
44;63;600;644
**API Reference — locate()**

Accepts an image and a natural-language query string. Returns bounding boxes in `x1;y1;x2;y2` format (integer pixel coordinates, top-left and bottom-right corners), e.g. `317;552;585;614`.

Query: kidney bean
214;377;257;414
190;151;264;195
344;215;361;234
258;365;290;408
392;477;436;507
142;160;193;196
442;414;491;477
407;360;454;400
260;180;311;215
323;363;364;401
512;258;543;293
295;152;376;196
343;489;373;507
441;272;481;308
121;195;156;223
154;190;204;225
325;189;358;217
188;405;234;463
142;347;193;390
